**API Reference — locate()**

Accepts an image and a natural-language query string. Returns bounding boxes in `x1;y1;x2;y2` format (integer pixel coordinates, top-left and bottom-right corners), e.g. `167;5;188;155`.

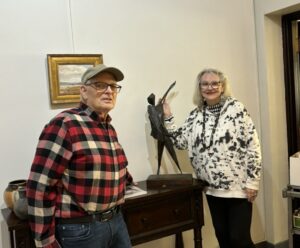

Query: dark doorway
282;11;300;248
282;11;300;156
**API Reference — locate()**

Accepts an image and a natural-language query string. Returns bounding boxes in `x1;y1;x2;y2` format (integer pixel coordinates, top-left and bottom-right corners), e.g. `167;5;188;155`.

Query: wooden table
2;179;204;248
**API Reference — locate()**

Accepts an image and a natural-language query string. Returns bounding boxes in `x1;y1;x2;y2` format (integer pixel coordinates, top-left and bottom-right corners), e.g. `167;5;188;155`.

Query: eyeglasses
199;81;221;89
88;82;122;93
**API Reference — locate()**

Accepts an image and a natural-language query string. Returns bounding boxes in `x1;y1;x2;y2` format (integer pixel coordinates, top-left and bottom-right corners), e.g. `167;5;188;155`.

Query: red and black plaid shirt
27;103;131;247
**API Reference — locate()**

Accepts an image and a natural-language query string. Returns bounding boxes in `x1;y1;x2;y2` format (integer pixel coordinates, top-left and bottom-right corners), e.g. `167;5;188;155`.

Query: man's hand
125;169;137;186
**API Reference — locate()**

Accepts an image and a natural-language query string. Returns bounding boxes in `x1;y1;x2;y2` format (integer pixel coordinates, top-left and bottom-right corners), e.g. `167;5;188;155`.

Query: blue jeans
55;212;132;248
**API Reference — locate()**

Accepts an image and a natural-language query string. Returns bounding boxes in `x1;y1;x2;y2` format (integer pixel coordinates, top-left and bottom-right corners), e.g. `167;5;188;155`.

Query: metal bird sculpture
147;81;182;175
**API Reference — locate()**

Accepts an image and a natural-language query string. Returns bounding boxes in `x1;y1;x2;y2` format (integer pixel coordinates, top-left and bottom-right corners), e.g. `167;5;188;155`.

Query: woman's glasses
199;81;221;89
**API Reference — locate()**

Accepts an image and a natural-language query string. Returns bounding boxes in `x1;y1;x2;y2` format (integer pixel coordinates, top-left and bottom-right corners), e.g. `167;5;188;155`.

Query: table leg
194;228;202;248
175;232;184;248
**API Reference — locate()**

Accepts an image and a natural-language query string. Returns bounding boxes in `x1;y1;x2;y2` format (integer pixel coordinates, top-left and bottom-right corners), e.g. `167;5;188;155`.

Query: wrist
164;115;174;121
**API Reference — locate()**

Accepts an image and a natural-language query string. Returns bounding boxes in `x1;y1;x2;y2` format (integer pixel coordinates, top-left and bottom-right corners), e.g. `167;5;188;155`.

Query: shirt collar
79;102;112;123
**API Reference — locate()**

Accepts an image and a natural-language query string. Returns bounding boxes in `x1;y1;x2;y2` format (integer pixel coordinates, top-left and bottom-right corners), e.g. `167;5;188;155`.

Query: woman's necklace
201;103;221;150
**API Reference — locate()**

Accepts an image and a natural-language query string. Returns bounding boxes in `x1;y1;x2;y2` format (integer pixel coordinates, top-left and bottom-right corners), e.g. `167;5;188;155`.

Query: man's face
81;72;120;116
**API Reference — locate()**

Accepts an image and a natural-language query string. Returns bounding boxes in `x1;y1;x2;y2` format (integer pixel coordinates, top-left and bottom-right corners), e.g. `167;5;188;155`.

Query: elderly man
27;64;132;248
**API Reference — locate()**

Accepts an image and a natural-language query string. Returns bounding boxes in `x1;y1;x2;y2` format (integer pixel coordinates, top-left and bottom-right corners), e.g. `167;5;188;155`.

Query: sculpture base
146;174;193;189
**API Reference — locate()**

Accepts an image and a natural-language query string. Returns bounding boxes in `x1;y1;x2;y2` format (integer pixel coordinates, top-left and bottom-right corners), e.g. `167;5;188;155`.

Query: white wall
0;0;264;247
254;0;300;245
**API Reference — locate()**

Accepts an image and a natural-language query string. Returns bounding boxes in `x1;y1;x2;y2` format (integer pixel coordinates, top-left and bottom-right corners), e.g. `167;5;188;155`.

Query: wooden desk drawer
125;194;193;235
1;180;204;248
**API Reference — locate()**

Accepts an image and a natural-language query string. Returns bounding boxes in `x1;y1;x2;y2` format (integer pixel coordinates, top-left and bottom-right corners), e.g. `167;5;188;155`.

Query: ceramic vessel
3;179;27;209
13;186;28;220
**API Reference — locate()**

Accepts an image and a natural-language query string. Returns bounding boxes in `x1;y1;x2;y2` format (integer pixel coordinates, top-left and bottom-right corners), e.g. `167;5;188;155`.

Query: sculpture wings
147;81;182;175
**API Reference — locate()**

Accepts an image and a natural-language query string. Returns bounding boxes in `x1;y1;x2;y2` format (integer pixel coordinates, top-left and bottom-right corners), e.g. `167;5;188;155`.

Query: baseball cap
81;64;124;84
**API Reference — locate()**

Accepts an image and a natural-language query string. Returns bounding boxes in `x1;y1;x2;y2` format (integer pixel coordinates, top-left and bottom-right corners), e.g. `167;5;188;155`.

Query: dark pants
206;195;255;248
55;212;131;248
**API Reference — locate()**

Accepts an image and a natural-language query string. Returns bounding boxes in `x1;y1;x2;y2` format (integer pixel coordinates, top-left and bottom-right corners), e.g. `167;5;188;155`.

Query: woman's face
199;72;224;105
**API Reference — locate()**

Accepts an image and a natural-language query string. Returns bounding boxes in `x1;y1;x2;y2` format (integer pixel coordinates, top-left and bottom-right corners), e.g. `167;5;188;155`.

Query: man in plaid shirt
27;64;133;248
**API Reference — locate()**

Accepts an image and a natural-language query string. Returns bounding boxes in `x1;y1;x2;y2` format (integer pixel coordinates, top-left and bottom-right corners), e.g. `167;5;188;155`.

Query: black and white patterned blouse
165;97;262;198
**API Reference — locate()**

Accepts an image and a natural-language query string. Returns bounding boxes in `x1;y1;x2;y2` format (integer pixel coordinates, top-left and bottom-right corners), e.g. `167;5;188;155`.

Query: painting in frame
47;54;103;105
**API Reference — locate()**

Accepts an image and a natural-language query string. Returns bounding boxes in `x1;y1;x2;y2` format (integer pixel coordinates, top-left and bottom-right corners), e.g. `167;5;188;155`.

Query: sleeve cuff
164;115;174;122
245;179;259;190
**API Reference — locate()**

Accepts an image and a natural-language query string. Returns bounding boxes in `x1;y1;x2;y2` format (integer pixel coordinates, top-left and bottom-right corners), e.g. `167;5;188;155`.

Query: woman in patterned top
163;68;262;248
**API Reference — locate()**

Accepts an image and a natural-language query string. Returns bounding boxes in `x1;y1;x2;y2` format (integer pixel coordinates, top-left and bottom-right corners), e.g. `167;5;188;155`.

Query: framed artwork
47;54;103;104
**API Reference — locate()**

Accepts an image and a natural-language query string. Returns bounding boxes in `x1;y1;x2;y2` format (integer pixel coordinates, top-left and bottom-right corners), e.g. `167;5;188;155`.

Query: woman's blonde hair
193;68;232;108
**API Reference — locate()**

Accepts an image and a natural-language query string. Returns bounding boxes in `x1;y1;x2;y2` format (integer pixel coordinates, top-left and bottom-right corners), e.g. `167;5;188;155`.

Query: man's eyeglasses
199;81;221;89
88;82;122;93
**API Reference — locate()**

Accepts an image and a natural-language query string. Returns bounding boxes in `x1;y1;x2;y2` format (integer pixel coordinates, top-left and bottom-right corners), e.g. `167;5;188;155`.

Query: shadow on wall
251;201;265;243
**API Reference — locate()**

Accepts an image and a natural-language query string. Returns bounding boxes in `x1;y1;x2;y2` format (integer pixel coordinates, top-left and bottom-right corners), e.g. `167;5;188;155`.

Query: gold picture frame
47;54;103;104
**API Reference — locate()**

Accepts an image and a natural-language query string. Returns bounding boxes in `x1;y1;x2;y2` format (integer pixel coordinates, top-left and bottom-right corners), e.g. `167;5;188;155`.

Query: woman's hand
245;188;258;203
163;101;172;119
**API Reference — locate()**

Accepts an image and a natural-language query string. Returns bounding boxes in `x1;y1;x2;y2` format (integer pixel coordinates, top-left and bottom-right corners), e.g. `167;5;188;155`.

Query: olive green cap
81;64;124;84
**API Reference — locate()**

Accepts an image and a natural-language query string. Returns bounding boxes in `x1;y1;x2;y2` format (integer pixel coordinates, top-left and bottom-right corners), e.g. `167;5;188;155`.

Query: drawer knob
173;209;180;215
141;217;148;223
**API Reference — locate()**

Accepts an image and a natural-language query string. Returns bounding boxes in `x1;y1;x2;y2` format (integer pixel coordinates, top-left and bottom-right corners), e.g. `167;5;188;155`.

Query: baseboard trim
255;240;288;248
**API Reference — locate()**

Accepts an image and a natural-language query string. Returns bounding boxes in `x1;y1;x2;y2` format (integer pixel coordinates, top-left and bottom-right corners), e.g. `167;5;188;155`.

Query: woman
163;68;262;248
